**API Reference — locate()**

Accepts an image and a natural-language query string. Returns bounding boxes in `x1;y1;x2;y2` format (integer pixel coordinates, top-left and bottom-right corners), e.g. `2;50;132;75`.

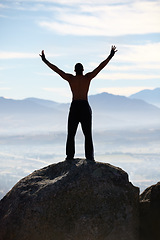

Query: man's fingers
112;45;117;52
111;45;116;50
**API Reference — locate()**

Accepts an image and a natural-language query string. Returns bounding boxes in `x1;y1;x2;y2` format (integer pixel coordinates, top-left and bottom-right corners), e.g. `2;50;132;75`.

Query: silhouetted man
40;46;117;161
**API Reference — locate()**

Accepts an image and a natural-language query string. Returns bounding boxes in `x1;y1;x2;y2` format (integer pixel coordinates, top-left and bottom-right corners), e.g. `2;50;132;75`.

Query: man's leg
81;103;94;160
66;103;79;160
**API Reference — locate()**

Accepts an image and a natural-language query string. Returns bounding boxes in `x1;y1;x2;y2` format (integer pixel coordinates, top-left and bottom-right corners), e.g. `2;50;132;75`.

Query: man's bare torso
67;74;91;101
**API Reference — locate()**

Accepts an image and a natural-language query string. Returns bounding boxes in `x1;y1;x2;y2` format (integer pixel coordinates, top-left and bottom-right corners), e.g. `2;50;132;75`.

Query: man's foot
65;157;74;162
86;158;95;162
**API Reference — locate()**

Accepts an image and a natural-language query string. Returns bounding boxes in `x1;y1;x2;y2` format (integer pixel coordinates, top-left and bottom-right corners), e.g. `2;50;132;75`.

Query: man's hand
110;45;118;57
39;50;46;61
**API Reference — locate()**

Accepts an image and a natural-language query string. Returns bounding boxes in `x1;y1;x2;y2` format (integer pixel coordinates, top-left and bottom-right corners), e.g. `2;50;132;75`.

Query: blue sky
0;0;160;102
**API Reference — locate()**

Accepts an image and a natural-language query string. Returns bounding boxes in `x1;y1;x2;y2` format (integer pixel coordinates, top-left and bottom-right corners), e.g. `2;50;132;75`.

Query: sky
0;0;160;103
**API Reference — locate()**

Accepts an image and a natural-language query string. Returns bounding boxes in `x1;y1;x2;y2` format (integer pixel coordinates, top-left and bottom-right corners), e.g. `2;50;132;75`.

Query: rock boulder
140;181;160;240
0;159;139;240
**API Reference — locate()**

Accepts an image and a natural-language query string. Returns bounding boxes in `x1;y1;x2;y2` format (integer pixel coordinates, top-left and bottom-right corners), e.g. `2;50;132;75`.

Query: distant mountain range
0;90;160;134
130;88;160;108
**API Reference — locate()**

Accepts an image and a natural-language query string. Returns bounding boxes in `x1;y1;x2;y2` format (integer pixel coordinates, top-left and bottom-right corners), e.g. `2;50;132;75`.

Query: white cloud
39;1;160;36
97;73;160;80
88;42;160;74
1;0;130;13
108;63;160;71
12;0;132;4
0;3;9;9
0;51;59;60
0;67;5;71
43;87;71;98
87;42;160;81
3;0;160;36
0;52;38;59
115;42;160;64
0;88;11;90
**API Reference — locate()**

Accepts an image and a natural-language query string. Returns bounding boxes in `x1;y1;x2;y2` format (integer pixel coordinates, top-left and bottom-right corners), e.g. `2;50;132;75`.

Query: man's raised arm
39;50;72;81
86;46;117;80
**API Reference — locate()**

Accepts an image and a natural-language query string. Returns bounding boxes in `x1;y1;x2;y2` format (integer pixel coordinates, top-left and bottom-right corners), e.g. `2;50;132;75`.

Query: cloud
43;87;71;98
39;1;160;36
0;52;39;59
16;0;156;5
89;42;160;73
87;42;160;83
115;42;160;64
97;73;160;81
1;0;130;13
7;0;132;4
108;63;160;71
0;3;8;9
3;0;160;36
0;51;60;60
0;67;5;71
0;88;11;90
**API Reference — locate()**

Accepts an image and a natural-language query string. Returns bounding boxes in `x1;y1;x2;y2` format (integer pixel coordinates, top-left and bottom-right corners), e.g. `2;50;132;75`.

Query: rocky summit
140;181;160;240
0;159;139;240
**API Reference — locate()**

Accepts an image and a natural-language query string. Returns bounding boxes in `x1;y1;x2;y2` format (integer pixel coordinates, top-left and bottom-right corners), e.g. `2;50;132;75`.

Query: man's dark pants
66;100;94;160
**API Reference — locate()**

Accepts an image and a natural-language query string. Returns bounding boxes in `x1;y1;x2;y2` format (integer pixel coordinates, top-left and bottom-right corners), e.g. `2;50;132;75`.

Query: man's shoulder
84;72;93;80
64;73;74;81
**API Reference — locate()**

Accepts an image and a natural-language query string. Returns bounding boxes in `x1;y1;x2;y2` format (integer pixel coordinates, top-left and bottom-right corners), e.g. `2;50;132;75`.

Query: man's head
74;63;84;75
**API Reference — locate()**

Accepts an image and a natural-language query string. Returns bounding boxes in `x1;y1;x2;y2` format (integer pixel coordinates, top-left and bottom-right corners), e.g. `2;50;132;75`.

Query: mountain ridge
129;88;160;107
1;91;159;111
0;92;160;133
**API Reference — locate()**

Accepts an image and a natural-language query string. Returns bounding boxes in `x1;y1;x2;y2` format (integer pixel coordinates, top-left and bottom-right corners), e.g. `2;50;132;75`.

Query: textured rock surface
0;159;139;240
140;181;160;240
